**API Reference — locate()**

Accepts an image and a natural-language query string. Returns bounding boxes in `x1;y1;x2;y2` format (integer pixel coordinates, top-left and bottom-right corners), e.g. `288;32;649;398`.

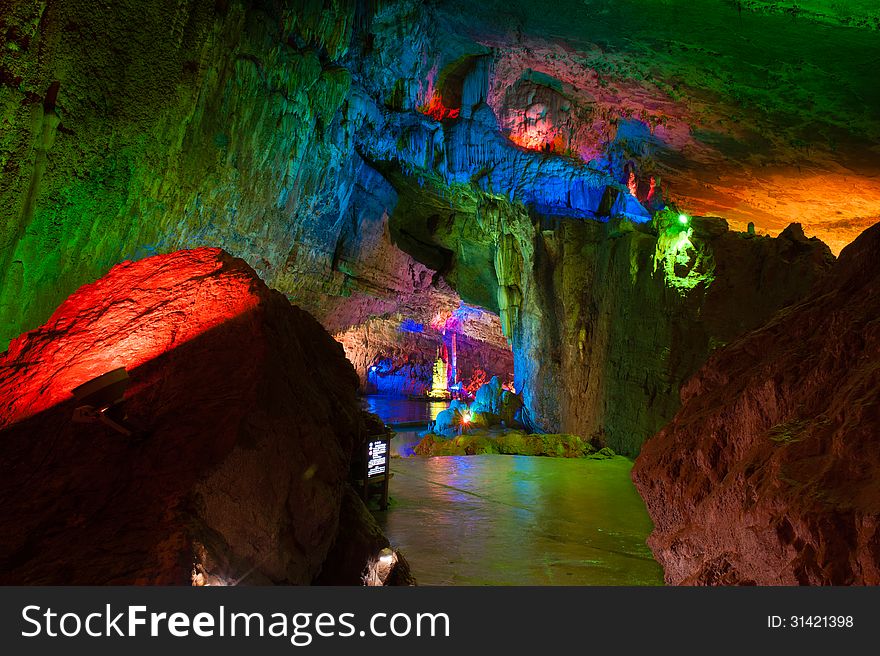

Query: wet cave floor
364;397;664;585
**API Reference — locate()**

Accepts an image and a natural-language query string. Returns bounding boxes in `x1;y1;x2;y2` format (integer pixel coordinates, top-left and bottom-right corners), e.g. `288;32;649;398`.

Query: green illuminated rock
386;171;832;455
0;0;861;458
0;0;361;344
414;429;608;458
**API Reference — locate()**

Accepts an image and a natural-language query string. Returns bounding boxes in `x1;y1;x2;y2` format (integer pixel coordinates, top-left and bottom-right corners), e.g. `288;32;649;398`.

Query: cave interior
0;0;878;586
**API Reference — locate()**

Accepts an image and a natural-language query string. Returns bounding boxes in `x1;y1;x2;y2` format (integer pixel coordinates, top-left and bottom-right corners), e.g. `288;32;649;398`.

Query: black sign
366;437;389;479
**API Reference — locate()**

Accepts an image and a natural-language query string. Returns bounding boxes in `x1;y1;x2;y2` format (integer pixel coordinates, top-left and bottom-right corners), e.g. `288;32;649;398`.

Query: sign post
363;433;390;510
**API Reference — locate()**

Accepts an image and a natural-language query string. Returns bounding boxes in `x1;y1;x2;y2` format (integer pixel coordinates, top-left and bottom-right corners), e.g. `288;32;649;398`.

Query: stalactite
494;233;522;341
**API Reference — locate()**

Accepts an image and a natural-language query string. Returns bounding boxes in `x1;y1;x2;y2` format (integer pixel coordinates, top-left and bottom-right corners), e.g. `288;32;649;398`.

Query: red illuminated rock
632;222;880;585
0;247;400;585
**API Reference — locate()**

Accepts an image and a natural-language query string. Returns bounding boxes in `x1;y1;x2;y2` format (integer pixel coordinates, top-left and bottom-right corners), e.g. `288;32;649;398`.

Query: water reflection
361;395;449;424
378;454;663;585
364;397;662;585
361;395;449;457
388;430;421;458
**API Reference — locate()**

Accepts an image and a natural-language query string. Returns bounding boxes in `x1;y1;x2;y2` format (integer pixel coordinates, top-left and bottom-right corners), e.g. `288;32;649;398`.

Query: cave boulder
414;429;608;458
0;247;393;585
632;222;880;585
433;399;469;435
471;376;524;428
472;375;505;414
499;389;525;427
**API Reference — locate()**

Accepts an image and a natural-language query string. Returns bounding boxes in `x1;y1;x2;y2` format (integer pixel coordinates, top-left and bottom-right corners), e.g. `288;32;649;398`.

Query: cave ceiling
430;0;880;254
1;0;878;348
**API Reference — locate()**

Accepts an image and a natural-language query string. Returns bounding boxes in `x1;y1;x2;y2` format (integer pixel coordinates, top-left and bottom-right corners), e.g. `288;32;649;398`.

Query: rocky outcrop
415;429;616;459
388;163;834;454
316;487;416;586
0;0;871;463
632;222;880;585
520;215;834;456
427;376;524;436
0;247;399;585
470;375;524;427
6;0;875;351
333;286;514;396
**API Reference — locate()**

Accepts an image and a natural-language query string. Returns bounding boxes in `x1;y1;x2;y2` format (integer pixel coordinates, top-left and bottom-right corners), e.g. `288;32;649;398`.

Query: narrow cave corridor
0;0;878;590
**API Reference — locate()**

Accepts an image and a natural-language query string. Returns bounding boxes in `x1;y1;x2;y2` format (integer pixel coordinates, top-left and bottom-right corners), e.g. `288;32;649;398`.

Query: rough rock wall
0;0;435;347
0;247;385;584
336;311;514;396
441;0;880;253
388;169;833;454
530;217;833;455
1;0;654;348
632;222;880;585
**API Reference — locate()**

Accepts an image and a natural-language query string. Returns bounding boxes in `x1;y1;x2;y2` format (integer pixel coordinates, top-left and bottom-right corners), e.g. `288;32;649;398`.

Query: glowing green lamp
678;213;690;226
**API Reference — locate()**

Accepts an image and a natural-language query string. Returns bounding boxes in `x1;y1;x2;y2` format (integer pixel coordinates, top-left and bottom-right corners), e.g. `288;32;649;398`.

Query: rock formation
316;487;416;586
333;287;514;396
2;1;878;588
415;430;616;459
427;376;523;435
470;375;524;427
0;247;406;585
416;375;618;458
0;0;868;457
632;222;880;585
389;163;834;453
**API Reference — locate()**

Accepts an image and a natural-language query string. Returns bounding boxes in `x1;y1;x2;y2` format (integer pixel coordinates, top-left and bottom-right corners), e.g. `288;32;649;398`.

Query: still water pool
362;396;663;585
361;395;448;457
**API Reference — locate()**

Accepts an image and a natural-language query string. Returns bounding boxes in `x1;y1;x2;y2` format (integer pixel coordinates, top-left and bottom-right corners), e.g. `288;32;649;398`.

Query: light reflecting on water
361;395;449;424
378;454;663;586
361;395;449;457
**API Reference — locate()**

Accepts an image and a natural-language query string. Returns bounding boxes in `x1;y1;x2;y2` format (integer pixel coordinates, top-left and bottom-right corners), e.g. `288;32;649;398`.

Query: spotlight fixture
378;548;395;566
71;367;134;436
678;213;690;225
